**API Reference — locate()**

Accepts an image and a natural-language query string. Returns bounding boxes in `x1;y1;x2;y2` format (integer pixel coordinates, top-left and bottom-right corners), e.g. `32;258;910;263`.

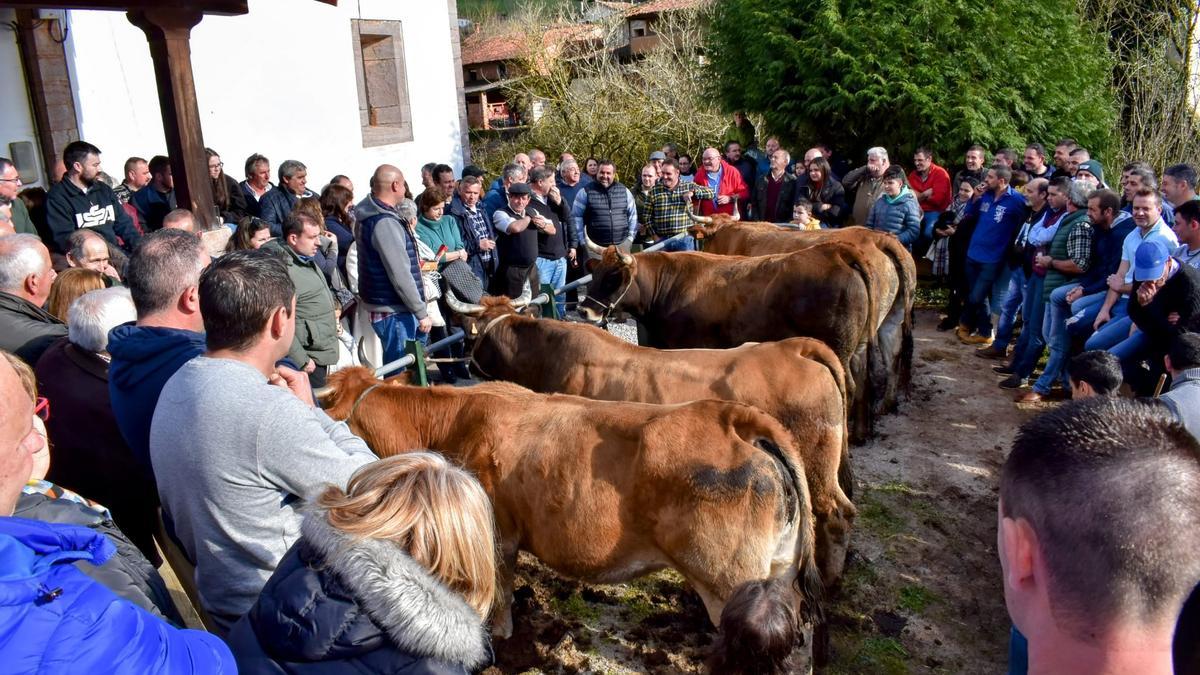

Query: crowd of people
0;122;1197;674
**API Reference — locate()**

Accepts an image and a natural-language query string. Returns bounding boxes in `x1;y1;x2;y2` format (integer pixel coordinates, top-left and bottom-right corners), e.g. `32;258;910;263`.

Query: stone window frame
351;19;414;147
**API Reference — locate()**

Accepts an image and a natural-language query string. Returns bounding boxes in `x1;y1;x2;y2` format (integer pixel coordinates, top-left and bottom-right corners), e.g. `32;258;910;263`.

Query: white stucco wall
63;0;463;191
0;9;45;188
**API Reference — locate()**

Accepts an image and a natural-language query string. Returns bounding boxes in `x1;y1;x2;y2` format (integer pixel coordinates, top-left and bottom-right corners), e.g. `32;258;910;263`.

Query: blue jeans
1064;291;1112;339
1010;275;1046;378
535;257;568;318
1033;283;1078;394
1109;326;1149;382
994;268;1027;352
965;259;1008;336
656;234;696;252
372;311;427;365
918;211;941;252
1084;298;1132;351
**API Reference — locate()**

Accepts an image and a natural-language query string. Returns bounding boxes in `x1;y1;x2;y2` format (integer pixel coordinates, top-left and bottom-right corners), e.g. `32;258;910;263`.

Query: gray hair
125;229;207;318
867;147;889;162
774;149;792;166
558;159;579;172
0;157;13;176
0;233;47;293
501;162;526;184
1068;181;1092;209
68;287;136;353
396;198;418;224
278;159;307;183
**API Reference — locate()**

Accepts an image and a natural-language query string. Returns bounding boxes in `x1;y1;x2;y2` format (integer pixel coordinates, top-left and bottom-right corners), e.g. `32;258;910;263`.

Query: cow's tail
711;437;827;669
795;340;853;502
757;438;823;627
878;236;916;398
846;256;879;441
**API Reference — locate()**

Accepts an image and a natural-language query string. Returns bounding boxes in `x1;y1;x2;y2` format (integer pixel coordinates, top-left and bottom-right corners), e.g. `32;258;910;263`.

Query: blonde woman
228;452;496;674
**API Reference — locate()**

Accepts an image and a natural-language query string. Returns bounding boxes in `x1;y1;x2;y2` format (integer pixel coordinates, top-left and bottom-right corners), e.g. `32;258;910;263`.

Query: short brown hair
1001;398;1200;633
418;187;447;213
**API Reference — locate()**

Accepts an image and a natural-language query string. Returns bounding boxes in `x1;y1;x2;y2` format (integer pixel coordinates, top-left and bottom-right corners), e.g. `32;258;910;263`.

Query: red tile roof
625;0;709;18
461;23;602;66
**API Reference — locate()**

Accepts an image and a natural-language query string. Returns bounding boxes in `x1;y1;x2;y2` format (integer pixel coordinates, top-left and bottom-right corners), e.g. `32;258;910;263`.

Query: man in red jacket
908;146;952;253
694;147;750;218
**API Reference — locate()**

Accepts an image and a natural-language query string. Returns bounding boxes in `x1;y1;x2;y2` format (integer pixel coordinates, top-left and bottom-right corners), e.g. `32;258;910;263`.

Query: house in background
459;0;707;130
461;23;604;131
0;0;469;199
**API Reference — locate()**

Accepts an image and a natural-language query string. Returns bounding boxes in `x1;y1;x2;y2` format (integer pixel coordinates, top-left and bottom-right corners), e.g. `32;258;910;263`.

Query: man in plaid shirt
643;159;715;252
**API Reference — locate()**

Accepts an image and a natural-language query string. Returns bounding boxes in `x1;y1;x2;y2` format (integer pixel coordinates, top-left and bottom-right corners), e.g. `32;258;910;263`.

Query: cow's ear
585;258;599;273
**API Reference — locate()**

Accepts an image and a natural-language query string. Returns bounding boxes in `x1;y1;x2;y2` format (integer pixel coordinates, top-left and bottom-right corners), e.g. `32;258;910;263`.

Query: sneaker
999;374;1026;390
955;325;971;341
960;332;994;346
974;345;1006;360
993;364;1016;375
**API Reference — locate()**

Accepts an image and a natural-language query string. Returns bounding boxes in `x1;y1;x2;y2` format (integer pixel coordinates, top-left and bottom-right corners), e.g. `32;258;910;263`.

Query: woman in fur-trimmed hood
228;453;497;674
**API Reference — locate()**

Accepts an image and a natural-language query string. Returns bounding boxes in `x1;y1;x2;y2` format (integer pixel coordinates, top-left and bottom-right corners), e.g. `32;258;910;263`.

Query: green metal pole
404;339;429;387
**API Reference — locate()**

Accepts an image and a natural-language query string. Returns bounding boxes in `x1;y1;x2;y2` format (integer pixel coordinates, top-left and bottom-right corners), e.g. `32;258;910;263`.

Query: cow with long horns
317;367;825;663
444;291;855;584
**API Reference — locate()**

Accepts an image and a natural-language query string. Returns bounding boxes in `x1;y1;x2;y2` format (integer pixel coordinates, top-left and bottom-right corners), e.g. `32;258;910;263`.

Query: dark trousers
309;364;328;388
490;264;536;299
965;259;1004;336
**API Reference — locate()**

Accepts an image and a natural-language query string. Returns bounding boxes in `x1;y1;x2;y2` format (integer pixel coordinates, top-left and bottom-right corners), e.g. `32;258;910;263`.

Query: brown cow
319;367;824;656
579;243;882;438
690;218;916;414
445;293;855;584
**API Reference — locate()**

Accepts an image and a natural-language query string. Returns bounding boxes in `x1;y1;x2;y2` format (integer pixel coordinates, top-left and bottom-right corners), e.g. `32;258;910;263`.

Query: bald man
66;229;121;282
354;165;431;363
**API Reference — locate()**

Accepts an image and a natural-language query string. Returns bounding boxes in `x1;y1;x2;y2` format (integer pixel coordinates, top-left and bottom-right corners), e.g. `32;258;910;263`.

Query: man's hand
716;194;731;205
1136;282;1158;307
1107;273;1123;292
920;189;933;200
1035;253;1053;268
480;238;495;251
548;185;561;204
303;358;316;374
1066;287;1083;303
102;262;122;281
417;316;433;333
1093;308;1111;330
1168;311;1180;325
270;366;314;407
819;202;831;211
567;248;577;262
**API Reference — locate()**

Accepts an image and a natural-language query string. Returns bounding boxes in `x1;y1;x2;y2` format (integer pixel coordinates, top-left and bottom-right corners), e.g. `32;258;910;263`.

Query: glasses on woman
34;396;49;422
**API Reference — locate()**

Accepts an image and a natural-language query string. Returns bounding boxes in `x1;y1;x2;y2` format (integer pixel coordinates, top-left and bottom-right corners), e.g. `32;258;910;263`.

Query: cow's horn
686;203;713;225
618;249;633;265
313;385;335;399
510;282;534;308
584;230;605;255
731;196;741;222
444;287;486;315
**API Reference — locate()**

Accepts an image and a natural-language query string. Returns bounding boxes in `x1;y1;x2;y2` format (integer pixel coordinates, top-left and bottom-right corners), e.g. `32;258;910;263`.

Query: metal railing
375;232;688;381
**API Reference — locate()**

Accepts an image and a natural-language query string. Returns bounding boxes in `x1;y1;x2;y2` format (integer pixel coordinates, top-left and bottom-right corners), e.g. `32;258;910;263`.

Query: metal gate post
403;339;429;387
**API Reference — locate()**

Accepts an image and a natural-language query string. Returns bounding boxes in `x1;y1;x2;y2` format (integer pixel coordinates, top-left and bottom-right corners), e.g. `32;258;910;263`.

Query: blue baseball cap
1133;240;1170;281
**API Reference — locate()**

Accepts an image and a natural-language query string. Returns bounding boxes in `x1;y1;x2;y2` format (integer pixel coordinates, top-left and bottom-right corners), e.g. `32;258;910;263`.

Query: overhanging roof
0;0;336;16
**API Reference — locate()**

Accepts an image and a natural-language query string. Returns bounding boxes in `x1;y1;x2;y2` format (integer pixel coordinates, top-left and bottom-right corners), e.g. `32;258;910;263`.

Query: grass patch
898;585;939;614
551;591;602;623
876;481;920;496
914;283;949;310
830;635;911;675
857;495;906;537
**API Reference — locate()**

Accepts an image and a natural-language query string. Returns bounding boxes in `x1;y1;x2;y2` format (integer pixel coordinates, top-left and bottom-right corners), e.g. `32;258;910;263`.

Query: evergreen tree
706;0;1118;161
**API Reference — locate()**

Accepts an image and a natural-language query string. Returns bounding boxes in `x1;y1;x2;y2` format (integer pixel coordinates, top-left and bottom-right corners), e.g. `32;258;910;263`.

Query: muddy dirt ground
481;308;1045;674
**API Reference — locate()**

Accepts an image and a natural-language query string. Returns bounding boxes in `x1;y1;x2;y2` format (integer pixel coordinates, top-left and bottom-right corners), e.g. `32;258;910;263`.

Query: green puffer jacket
264;240;339;367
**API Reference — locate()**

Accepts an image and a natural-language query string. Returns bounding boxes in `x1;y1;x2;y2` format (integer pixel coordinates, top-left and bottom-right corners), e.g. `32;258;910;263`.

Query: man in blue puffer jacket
0;349;234;674
0;518;235;674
